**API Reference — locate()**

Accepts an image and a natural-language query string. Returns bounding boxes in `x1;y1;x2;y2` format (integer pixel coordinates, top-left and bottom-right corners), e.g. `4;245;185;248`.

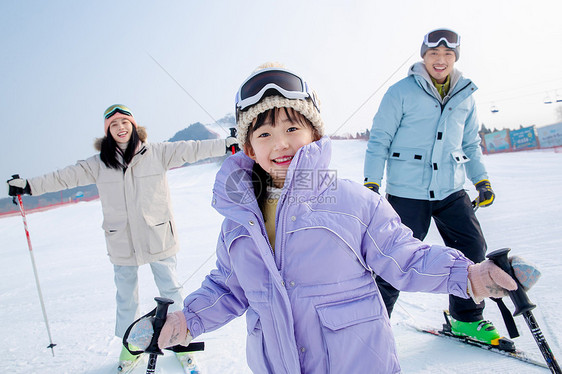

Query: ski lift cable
146;51;229;135
180;251;216;287
330;52;415;136
478;86;562;105
479;76;562;98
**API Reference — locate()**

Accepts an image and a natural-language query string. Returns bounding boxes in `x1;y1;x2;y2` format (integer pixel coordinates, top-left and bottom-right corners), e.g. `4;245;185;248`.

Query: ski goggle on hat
104;104;134;119
235;68;319;114
423;28;461;49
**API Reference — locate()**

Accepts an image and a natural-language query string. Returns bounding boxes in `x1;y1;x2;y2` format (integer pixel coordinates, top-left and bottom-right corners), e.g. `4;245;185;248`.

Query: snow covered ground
1;140;560;373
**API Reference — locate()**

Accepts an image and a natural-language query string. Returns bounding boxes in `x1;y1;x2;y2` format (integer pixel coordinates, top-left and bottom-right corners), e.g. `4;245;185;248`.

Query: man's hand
364;182;380;194
474;179;495;207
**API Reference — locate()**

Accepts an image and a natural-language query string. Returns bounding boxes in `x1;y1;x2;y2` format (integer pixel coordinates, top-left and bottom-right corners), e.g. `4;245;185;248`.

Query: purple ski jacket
182;137;473;373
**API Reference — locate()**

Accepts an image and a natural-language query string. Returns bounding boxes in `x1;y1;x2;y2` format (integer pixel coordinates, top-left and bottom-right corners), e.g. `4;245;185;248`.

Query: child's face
245;109;315;188
109;118;134;144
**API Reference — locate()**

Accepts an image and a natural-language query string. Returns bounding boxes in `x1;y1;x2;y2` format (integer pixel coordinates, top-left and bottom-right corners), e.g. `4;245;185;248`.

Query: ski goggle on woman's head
423;28;460;49
104;104;134;119
235;68;319;113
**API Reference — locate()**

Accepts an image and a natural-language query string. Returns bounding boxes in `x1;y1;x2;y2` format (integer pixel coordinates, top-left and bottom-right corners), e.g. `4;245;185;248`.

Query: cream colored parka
28;127;227;266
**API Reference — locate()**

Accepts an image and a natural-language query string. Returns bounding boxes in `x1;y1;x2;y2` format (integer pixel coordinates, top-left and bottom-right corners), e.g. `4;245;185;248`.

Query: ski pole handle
10;174;21;204
486;248;536;316
471;196;480;212
229;127;239;154
145;297;174;355
488;248;561;373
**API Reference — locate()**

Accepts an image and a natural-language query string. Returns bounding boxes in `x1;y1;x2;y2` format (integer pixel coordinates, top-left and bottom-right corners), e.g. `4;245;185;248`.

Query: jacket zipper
438;82;472;113
276;190;290;272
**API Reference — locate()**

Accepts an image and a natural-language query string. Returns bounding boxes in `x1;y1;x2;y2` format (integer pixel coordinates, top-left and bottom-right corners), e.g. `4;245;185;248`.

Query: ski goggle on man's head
104;104;134;119
235;68;319;113
423;28;461;49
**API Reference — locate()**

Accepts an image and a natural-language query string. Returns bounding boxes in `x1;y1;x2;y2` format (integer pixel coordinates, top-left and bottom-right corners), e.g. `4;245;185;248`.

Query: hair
246;107;321;209
99;126;141;170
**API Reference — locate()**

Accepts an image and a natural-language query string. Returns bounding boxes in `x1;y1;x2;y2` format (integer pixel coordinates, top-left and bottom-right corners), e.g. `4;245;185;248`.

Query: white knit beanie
236;64;324;145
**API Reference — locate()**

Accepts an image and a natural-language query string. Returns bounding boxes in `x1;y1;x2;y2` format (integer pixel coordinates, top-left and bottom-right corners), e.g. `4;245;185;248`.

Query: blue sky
2;0;561;197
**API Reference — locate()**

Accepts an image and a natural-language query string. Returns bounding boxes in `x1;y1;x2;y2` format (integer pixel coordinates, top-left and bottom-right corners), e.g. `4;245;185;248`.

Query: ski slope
1;140;561;373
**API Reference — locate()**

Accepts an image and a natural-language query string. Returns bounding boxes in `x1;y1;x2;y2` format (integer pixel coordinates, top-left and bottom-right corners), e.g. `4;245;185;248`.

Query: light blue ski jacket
182;137;473;373
364;62;488;200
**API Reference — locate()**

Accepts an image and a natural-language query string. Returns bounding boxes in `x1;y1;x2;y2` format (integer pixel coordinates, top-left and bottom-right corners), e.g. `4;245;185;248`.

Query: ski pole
145;297;174;374
487;248;561;374
229;127;239;154
471;196;480;212
13;179;57;357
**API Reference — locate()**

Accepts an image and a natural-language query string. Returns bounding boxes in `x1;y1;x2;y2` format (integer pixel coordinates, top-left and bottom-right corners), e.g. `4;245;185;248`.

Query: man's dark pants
376;190;487;322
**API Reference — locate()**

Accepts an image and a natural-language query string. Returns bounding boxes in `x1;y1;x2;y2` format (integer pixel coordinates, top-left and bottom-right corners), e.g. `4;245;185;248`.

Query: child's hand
127;311;192;350
467;260;517;303
157;311;192;349
467;256;540;303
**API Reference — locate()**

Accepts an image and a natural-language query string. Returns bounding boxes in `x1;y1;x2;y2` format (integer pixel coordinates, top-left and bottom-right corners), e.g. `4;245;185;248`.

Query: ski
117;354;146;374
175;352;202;374
404;311;548;369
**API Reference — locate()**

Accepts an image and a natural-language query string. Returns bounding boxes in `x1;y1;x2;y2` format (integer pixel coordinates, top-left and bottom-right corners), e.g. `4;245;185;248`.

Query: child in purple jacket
128;63;532;373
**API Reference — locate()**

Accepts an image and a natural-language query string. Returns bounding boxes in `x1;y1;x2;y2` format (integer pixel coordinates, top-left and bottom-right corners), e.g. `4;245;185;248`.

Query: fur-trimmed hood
94;126;147;151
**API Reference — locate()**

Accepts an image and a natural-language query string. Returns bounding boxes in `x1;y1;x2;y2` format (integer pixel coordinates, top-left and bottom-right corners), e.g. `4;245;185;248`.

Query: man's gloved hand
474;179;495;207
364;182;380;194
226;136;240;155
7;175;31;196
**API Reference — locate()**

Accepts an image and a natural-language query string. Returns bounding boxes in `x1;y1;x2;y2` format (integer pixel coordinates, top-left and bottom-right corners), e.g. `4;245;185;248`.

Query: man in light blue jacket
364;28;499;344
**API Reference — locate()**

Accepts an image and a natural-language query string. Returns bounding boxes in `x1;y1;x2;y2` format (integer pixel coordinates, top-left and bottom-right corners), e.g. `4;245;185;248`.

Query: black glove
7;175;31;196
474;179;495;207
226;136;240;155
364;181;380;194
226;127;240;154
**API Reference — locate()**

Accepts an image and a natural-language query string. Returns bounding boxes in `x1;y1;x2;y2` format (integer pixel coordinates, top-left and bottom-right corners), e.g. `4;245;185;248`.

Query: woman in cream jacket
7;104;237;369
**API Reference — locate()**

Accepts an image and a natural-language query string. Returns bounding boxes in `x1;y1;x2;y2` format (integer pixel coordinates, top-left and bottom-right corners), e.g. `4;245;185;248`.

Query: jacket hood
94;126;147;151
408;62;465;102
212;136;333;219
